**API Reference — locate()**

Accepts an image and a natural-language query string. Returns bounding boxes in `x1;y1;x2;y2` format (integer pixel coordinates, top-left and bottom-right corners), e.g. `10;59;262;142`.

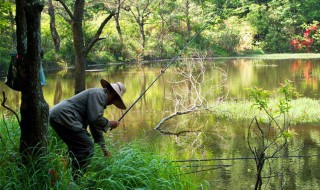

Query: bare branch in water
154;56;227;135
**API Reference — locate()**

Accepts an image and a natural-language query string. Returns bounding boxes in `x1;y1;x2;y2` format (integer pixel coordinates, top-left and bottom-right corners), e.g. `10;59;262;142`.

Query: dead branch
154;56;227;135
1;91;21;124
154;105;199;130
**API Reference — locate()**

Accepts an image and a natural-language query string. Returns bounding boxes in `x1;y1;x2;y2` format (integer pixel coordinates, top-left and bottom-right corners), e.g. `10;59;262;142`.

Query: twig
1;91;21;124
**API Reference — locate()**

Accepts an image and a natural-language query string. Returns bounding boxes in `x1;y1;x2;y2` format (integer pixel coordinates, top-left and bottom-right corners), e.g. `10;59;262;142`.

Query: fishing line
168;153;320;163
118;16;216;122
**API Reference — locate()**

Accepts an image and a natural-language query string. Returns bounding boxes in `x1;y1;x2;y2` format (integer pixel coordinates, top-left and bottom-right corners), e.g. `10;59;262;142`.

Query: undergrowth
0;118;208;190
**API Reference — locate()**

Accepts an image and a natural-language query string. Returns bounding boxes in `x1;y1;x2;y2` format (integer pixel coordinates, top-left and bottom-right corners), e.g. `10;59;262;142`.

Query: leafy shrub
262;27;291;53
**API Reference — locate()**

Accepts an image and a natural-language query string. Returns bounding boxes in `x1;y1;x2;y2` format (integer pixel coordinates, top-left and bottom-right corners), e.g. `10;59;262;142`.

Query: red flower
301;38;313;47
304;29;311;37
308;24;318;32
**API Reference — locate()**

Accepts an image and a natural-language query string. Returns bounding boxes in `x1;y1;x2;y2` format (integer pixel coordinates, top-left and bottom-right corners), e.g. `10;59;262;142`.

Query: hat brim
100;79;126;110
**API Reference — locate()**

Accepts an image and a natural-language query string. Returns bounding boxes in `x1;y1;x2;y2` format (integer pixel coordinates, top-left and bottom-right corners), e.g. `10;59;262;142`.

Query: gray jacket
49;88;109;143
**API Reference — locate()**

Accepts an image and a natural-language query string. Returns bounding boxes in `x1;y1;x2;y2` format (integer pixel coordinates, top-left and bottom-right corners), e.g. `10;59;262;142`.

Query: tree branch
85;12;115;55
1;91;21;124
56;0;74;21
56;12;72;24
154;105;198;130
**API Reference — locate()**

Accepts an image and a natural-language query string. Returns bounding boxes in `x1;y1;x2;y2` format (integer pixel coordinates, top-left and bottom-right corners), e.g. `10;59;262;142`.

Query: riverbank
2;53;320;78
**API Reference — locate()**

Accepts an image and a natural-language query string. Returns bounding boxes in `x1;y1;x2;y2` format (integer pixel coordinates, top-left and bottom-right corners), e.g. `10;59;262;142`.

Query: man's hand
104;150;112;157
99;143;112;158
109;121;119;131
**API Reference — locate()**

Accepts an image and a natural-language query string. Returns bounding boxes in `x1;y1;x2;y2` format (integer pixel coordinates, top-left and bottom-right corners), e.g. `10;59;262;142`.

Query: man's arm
90;120;119;157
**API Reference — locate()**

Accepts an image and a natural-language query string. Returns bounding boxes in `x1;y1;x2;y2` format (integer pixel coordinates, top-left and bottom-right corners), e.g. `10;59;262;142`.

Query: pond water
1;58;320;189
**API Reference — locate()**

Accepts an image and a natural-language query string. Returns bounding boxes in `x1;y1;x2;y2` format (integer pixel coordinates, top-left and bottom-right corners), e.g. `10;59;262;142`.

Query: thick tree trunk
73;0;86;94
16;0;27;55
17;0;49;164
48;0;61;53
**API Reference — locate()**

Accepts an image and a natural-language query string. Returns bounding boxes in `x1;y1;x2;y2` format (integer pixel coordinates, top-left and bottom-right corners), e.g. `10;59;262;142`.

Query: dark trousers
49;119;94;180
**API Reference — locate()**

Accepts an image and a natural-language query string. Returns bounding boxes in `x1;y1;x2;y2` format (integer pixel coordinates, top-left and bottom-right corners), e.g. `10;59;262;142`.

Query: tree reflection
291;60;317;84
53;80;62;105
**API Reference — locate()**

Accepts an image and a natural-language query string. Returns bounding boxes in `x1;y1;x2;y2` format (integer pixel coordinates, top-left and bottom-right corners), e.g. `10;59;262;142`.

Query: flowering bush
290;22;318;52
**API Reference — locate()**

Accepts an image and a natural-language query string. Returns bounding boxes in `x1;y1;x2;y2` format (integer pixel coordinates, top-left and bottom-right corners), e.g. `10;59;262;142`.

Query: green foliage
249;80;299;118
2;0;320;70
248;86;270;110
0;1;13;31
0;2;14;74
262;26;291;53
0;47;11;75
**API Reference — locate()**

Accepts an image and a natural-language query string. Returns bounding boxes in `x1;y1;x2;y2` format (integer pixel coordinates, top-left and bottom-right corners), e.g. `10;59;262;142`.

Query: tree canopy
0;0;320;70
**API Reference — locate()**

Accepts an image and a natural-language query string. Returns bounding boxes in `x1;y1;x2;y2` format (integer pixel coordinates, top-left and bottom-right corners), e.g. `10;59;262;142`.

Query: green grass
237;53;320;59
213;97;320;124
0;119;208;190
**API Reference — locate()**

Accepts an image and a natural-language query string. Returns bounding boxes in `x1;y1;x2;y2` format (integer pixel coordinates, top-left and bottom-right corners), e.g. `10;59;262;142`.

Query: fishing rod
117;16;216;122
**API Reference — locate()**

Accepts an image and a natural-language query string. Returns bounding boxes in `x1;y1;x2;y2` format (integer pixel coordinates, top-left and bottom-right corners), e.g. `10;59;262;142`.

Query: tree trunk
115;0;123;45
73;0;86;94
48;0;61;53
17;0;49;164
139;21;146;50
16;0;27;55
185;0;191;37
56;0;114;94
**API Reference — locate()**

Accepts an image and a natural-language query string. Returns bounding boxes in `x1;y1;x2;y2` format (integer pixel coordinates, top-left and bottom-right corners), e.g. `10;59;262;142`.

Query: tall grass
0;117;208;190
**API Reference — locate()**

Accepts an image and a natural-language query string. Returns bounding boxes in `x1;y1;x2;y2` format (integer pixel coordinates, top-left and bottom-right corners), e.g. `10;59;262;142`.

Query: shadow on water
2;58;320;189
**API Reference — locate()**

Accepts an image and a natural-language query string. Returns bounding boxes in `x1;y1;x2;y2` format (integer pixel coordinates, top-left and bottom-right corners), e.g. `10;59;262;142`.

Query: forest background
1;0;320;75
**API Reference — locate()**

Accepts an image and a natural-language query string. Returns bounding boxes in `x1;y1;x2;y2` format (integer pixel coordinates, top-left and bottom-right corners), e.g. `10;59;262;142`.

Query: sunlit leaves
248;86;270;110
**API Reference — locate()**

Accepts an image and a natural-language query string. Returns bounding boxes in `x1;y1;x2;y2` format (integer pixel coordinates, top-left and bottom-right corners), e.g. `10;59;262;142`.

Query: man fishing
49;79;126;180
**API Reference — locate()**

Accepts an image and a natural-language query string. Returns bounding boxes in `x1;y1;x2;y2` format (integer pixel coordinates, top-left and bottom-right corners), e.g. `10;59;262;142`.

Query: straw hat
100;79;126;110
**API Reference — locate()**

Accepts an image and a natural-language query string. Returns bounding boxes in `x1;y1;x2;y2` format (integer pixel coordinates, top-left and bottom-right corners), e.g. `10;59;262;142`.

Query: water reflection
1;58;320;189
53;80;62;105
291;60;318;85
